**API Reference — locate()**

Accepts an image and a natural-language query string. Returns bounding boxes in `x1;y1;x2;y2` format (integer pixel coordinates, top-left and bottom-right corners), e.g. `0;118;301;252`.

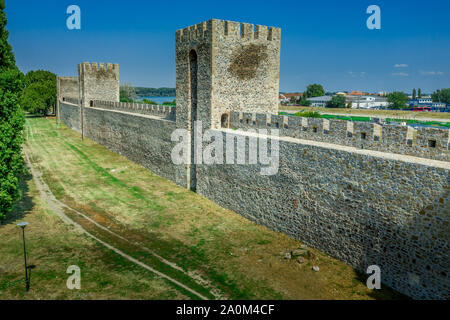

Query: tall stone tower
175;19;281;190
78;62;120;108
175;19;281;131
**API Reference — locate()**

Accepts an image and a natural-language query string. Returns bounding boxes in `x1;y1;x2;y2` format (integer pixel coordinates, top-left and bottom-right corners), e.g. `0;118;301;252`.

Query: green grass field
280;109;450;128
281;105;450;121
0;116;407;300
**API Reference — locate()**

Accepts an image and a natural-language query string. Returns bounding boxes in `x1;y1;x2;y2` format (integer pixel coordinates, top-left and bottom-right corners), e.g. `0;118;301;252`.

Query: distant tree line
387;92;408;109
134;87;176;97
431;88;450;104
20;70;56;115
120;83;138;102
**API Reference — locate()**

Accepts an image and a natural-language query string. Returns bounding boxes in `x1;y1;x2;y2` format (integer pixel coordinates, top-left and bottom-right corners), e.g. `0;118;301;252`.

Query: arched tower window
221;113;229;128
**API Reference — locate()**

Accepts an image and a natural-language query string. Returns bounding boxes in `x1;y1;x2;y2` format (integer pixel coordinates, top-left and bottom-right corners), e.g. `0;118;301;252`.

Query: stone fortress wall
196;128;449;300
57;19;449;300
59;100;81;131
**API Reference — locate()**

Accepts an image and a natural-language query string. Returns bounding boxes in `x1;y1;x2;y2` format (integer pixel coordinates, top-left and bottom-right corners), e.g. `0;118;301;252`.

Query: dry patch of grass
0;170;189;300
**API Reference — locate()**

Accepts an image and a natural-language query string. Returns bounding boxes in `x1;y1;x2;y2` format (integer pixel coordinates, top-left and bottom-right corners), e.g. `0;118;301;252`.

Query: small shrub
293;111;322;118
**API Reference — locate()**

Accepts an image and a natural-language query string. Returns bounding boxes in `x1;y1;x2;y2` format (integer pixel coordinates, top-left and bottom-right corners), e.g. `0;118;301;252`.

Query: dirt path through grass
23;148;210;300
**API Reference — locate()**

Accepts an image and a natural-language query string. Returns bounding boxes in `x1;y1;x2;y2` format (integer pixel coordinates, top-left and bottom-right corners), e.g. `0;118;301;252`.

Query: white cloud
394;64;408;68
348;71;367;78
420;71;444;75
392;72;409;77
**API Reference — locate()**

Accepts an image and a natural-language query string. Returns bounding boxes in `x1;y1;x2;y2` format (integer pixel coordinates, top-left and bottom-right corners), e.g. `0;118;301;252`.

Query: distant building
279;92;303;103
349;91;363;96
408;98;447;110
307;95;332;107
279;94;289;103
306;95;389;109
346;95;389;109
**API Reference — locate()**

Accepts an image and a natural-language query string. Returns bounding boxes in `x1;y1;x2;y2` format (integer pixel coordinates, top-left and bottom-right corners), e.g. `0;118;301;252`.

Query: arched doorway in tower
189;49;198;191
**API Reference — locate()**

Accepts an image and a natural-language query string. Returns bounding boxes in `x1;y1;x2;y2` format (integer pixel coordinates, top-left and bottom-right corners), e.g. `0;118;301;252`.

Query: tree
387;91;408;109
0;1;15;71
0;0;25;222
304;84;325;98
142;98;157;105
120;83;137;102
417;88;422;98
431;88;450;104
326;95;346;108
298;97;311;106
162;99;176;106
20;70;56;115
289;96;297;105
412;88;416;100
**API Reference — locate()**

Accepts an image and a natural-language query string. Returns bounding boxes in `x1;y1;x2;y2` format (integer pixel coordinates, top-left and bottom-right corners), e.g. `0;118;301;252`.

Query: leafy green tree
142;98;158;105
162;99;176;106
21;83;48;114
294;110;321;118
0;1;15;71
417;88;422;98
0;0;25;222
304;84;325;98
298;97;311;106
412;88;416;100
289;96;297;105
20;70;56;115
431;88;450;104
326;95;346;108
387;91;408;109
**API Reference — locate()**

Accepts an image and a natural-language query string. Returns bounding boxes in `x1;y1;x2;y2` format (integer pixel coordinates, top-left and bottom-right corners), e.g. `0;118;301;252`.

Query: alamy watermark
366;5;381;30
66;5;81;30
66;265;81;290
366;265;381;289
171;121;279;176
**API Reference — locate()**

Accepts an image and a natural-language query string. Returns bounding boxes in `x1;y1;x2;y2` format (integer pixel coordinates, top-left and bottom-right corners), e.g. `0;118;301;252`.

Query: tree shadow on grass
0;169;35;227
25;114;44;119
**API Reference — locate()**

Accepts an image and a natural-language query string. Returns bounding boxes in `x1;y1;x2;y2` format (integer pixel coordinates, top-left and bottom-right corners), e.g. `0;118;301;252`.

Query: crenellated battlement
176;21;210;43
79;62;119;79
175;19;281;44
91;100;176;121
228;111;450;161
80;62;119;72
78;62;120;108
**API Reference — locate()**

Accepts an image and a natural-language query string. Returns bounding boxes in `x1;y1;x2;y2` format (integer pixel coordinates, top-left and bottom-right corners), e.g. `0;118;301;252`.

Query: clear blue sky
5;0;450;93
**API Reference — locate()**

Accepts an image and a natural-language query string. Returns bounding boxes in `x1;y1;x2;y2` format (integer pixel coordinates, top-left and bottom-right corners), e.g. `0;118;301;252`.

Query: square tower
57;76;79;102
176;19;281;130
78;62;120;108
